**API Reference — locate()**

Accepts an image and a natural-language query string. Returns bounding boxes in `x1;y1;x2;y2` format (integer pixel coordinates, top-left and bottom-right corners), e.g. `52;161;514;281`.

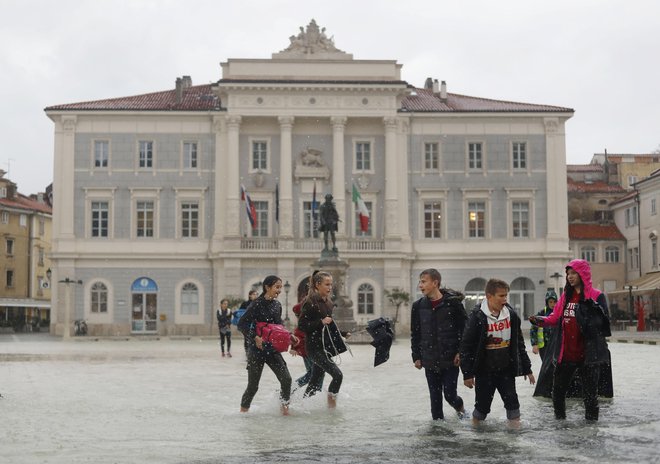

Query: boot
585;406;599;421
553;399;566;420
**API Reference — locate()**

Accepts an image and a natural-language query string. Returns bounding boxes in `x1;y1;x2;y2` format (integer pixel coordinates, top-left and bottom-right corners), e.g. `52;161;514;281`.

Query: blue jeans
424;366;463;420
296;356;325;388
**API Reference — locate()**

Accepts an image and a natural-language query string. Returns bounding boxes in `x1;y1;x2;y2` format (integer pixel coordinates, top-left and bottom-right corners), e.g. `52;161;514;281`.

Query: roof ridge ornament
273;19;353;60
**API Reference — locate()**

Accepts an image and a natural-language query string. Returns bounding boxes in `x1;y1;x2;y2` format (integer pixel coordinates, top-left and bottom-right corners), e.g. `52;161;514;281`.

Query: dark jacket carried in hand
298;295;334;350
460;302;532;380
410;289;467;371
237;295;283;353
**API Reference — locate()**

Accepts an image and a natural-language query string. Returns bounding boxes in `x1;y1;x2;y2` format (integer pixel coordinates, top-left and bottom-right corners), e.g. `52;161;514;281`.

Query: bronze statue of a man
319;193;339;251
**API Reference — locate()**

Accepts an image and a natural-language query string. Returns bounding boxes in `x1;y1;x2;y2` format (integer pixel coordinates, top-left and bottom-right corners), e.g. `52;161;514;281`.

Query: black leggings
553;362;600;416
304;343;343;397
219;329;231;352
241;350;292;409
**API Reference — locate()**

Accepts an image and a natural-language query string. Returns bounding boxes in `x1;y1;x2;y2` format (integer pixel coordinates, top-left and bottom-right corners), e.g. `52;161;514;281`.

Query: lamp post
59;277;83;339
624;285;638;321
283;280;291;323
550;272;563;294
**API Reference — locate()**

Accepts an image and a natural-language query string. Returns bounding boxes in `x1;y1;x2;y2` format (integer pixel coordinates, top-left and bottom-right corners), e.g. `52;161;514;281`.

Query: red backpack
256;322;291;353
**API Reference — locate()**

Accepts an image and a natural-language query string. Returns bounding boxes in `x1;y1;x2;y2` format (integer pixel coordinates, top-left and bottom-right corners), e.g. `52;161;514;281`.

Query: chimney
181;75;192;88
440;80;447;101
432;79;439;94
424;77;433;90
175;77;183;104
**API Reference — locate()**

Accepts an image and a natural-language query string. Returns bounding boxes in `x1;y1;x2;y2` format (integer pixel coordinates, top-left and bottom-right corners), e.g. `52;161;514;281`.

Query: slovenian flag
240;184;258;229
352;182;370;232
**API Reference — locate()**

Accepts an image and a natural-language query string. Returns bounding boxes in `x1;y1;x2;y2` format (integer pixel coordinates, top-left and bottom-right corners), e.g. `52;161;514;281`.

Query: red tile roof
401;88;573;113
0;193;52;215
567;179;626;194
45;82;573;114
569;223;625;240
45;84;221;112
567;164;603;172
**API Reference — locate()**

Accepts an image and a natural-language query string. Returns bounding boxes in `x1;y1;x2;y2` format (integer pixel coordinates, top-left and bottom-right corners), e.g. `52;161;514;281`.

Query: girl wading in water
298;271;344;408
238;275;298;415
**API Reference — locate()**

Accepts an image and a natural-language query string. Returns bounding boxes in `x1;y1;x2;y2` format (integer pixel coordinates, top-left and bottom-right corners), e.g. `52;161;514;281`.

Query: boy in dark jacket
460;278;535;426
411;269;468;420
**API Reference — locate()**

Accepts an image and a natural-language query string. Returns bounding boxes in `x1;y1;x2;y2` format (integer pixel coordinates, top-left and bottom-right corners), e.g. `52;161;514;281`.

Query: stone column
212;116;226;242
384;117;399;238
278;116;294;239
544;118;569;242
331;116;347;236
225;115;242;238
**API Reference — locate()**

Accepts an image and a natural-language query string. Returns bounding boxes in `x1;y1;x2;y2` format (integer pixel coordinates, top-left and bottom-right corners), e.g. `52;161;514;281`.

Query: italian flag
352;183;370;232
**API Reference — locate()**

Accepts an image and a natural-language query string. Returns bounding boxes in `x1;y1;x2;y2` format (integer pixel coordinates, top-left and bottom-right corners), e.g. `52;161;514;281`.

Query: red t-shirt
561;292;585;362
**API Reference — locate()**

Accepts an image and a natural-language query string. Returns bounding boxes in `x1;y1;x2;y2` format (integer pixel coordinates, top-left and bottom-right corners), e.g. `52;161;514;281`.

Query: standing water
1;334;658;464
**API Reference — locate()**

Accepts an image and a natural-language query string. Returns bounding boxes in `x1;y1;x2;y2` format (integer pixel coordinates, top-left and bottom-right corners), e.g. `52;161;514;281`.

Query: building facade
0;170;52;331
45;21;573;337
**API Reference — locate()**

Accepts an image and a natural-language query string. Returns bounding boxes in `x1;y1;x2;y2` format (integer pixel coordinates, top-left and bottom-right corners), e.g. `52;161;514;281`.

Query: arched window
357;283;374;315
581;246;596;262
509;277;535;318
90;282;108;313
605;246;620;263
181;282;199;315
464;278;487;310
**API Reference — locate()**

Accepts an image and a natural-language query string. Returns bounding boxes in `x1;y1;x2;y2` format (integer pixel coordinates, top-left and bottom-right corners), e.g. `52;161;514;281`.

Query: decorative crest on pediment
273;19;353;59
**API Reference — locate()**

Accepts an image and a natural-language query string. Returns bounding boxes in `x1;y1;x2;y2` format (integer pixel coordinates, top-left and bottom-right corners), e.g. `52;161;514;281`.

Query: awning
0;298;51;309
608;272;660;296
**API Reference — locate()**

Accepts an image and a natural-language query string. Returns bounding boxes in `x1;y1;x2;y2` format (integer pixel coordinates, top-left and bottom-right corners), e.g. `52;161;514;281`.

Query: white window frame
462;189;492;239
652;198;657;216
416;189;448;240
629;247;640;270
175;188;206;239
248;194;270;238
84;188;115;239
466;141;485;171
19;214;27;227
353;192;376;238
581;245;597;262
511;141;530;173
1;211;8;223
506;189;536;239
301;200;320;239
93;139;110;169
353;138;375;174
130;188;161;239
137;140;155;170
423;141;441;172
652;240;658;268
84;278;113;324
248;137;271;173
605;245;620;263
182;140;199;171
351;279;380;324
175;278;205;324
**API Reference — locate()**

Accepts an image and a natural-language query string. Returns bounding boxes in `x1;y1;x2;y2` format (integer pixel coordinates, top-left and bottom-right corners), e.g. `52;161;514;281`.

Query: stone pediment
273;19;353;60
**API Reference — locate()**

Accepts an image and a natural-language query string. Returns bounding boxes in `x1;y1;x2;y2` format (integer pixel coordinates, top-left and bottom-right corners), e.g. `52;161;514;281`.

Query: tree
224;296;244;310
384;287;411;324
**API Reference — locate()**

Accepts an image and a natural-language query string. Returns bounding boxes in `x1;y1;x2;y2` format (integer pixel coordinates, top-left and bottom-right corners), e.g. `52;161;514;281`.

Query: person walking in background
237;276;296;415
235;290;257;357
216;298;233;358
530;290;558;362
410;268;468;420
298;271;343;408
460;278;535;427
529;259;612;421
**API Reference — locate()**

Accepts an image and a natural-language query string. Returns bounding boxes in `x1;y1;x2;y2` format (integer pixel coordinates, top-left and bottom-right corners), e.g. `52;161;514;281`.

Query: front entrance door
131;277;158;334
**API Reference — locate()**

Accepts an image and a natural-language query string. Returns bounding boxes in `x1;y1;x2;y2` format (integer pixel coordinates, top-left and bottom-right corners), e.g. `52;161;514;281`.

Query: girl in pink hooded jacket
530;259;611;421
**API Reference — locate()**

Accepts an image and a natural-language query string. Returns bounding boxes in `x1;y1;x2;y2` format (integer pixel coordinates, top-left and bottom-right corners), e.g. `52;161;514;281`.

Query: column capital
331;116;348;128
213;115;226;133
544;117;559;134
61;115;77;131
383;116;398;129
227;115;242;128
278;116;295;128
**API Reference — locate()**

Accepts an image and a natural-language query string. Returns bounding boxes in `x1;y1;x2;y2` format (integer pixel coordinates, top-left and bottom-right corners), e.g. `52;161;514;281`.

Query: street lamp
59;277;83;339
283;280;291;323
550;272;563;293
624;285;638;321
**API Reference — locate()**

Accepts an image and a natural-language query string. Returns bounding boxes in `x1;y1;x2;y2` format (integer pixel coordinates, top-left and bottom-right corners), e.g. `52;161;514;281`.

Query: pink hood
544;259;601;327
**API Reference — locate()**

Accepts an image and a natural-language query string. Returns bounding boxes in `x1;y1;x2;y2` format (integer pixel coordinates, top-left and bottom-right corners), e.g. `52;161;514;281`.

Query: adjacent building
45;20;573;336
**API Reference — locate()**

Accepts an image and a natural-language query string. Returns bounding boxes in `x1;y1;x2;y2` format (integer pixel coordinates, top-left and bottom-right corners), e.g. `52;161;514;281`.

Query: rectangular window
303;201;319;239
424;142;439;171
38;247;44;266
468;143;482;170
6;270;14;287
356;142;371;171
628;175;638;187
39;219;45;236
138;141;153;168
6;238;14;255
512;201;530;238
183;142;198;169
251;141;268;171
136;201;154;237
581;246;596;262
512;142;527;169
423;201;442;238
94;140;109;168
19;214;27;227
652;198;657;215
468;201;486;238
605;246;620;263
253;200;269;237
653;241;658;268
1;211;8;223
181;202;199;238
355;201;373;236
628;247;640;269
91;201;109;238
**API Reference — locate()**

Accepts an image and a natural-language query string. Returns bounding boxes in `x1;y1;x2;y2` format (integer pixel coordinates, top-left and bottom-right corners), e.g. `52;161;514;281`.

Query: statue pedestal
313;254;357;331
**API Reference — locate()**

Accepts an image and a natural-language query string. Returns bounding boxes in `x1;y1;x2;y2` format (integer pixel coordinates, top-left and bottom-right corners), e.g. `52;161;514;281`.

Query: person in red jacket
530;259;611;421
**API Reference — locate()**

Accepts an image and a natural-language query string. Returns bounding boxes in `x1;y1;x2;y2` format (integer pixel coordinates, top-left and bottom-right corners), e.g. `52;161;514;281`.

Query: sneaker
456;408;469;420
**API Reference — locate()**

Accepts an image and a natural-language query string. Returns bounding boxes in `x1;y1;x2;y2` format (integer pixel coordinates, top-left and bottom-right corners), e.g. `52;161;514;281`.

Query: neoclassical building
45;20;572;336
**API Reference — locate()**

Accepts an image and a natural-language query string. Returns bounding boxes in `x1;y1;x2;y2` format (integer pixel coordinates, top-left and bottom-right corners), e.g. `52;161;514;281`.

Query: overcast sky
2;0;659;194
